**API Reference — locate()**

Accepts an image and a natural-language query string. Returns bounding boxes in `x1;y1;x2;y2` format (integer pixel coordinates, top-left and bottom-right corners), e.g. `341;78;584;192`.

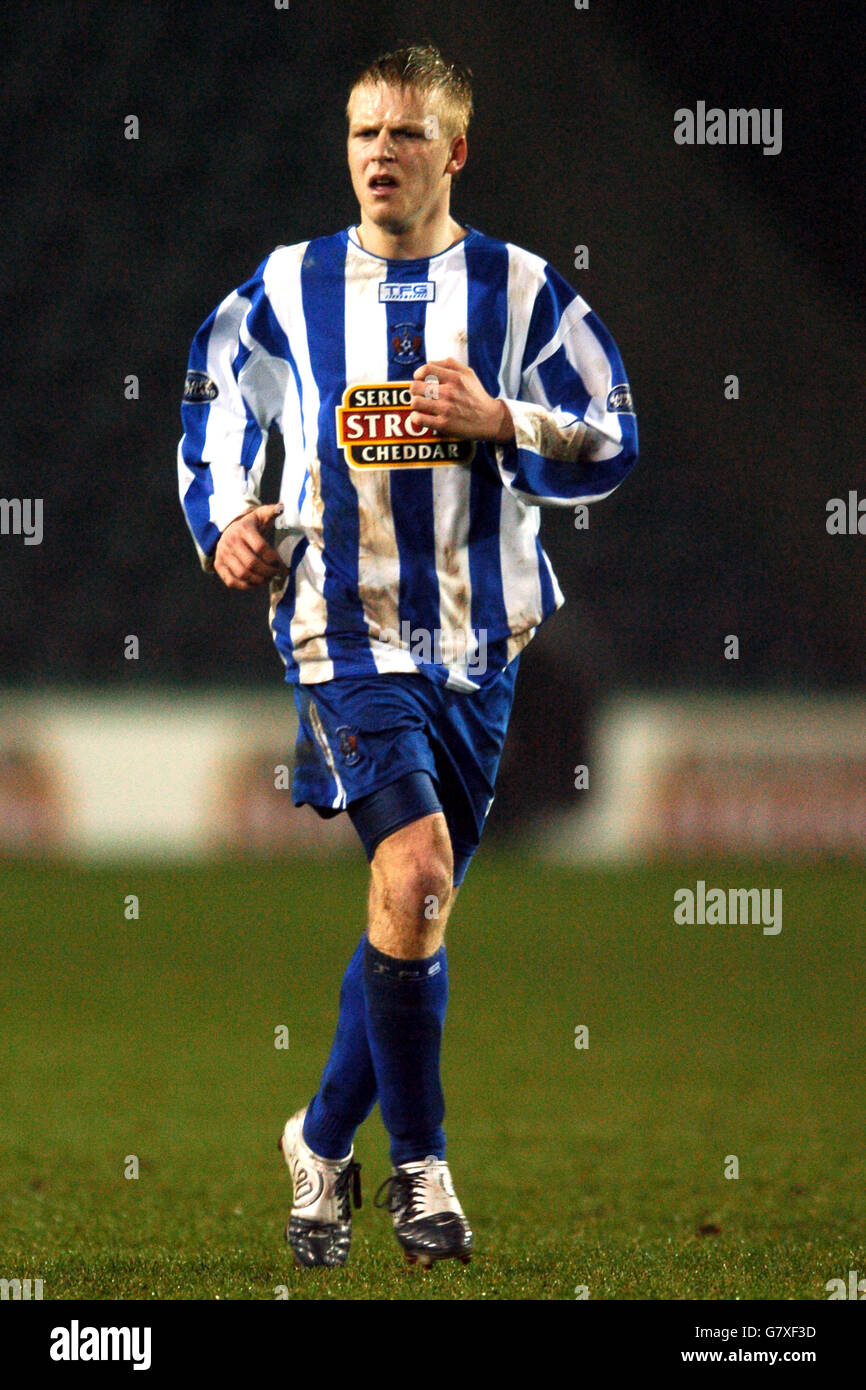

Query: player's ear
445;133;468;177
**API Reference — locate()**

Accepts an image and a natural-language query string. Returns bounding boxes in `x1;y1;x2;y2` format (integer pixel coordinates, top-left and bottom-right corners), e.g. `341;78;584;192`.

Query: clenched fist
408;357;515;443
214;502;287;590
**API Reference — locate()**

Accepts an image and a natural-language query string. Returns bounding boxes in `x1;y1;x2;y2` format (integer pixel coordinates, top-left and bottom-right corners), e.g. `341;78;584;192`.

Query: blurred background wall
1;0;862;854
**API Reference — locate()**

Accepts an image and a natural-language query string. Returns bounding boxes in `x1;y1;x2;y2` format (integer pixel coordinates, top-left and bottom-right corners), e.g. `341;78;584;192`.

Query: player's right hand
213;502;287;590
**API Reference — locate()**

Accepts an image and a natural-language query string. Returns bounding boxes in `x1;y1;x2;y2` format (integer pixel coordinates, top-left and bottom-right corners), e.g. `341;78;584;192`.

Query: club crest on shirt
389;323;424;365
335;382;475;469
183;370;219;403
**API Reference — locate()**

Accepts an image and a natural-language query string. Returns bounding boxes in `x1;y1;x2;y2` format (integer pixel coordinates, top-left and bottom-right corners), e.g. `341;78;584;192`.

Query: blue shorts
291;661;520;885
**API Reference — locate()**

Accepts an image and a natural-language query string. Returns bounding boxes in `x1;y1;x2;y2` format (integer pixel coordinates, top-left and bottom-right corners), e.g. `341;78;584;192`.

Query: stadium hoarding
2;691;865;862
534;694;866;862
0;690;355;859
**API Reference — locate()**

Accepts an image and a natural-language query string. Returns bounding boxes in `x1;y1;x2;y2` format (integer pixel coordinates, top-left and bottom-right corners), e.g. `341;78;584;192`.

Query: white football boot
278;1107;362;1267
374;1155;473;1267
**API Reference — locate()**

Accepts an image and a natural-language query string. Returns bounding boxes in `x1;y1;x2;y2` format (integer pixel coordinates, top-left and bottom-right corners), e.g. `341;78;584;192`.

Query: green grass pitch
1;856;863;1301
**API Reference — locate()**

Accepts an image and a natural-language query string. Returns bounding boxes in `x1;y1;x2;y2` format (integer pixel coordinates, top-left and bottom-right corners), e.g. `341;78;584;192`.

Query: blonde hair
347;42;474;138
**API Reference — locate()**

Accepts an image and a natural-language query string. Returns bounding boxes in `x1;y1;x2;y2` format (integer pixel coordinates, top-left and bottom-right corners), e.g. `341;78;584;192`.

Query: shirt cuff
210;497;261;534
498;399;588;463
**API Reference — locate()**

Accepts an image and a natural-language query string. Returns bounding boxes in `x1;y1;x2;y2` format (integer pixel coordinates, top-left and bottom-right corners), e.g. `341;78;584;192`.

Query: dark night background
1;0;862;828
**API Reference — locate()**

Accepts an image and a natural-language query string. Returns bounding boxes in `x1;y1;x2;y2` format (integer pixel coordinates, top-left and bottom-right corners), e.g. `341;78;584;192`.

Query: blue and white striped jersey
178;225;637;692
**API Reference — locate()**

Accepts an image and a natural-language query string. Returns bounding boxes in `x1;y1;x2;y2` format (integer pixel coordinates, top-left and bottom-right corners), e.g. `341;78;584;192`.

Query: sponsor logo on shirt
183;370;219;403
378;281;435;303
606;384;634;414
336;383;475;469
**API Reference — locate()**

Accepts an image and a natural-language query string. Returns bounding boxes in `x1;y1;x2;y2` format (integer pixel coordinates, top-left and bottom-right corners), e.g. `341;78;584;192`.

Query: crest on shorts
336;726;361;766
390;323;424;365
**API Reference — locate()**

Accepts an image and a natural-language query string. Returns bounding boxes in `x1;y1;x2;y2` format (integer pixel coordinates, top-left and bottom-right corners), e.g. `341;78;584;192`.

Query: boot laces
333;1159;363;1219
374;1165;431;1222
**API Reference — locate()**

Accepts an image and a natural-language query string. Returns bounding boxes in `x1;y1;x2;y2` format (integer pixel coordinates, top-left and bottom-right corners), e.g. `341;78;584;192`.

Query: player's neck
355;213;467;261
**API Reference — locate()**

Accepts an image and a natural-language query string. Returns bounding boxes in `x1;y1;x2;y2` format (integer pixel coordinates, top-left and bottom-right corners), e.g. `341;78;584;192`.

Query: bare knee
367;812;454;958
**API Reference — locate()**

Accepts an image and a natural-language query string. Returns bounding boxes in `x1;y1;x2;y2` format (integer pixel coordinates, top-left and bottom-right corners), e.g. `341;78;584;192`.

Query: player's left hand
408;358;515;443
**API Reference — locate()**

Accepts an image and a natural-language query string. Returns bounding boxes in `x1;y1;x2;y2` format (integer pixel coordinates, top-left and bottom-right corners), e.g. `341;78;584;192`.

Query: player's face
347;83;465;238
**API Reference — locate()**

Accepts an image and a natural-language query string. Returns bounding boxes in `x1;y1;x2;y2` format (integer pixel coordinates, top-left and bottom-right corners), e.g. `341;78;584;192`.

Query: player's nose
369;128;396;159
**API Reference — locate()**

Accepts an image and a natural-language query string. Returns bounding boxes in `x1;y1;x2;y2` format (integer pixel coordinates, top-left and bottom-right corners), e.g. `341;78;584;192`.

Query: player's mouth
368;174;400;197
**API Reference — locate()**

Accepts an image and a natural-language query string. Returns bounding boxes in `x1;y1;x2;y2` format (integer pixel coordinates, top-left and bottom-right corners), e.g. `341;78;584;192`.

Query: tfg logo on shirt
336;383;475;469
378;281;435;303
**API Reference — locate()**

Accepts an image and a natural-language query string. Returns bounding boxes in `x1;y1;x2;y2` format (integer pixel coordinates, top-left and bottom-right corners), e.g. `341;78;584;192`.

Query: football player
178;43;638;1268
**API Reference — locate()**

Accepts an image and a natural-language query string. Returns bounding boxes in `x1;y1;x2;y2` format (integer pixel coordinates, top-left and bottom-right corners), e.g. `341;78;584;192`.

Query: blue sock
362;939;448;1165
302;936;378;1159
